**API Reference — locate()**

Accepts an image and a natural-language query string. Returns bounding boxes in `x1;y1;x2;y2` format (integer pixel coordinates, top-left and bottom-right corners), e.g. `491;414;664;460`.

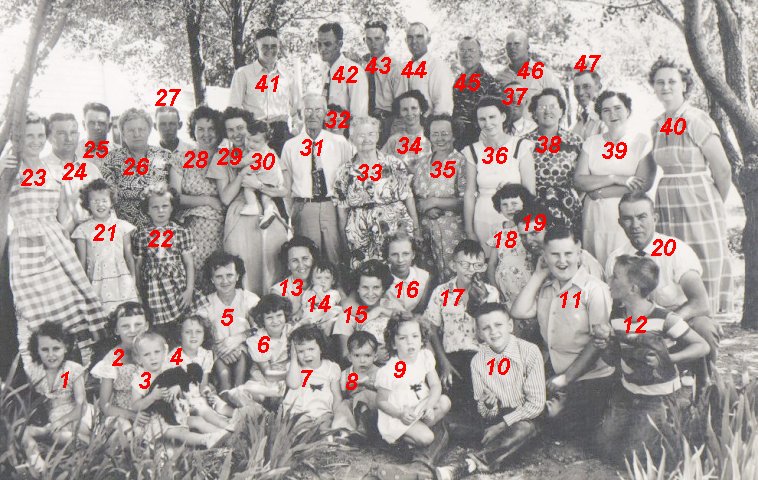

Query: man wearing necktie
280;93;353;265
605;192;719;390
318;22;369;123
45;112;103;228
570;70;606;140
358;20;405;146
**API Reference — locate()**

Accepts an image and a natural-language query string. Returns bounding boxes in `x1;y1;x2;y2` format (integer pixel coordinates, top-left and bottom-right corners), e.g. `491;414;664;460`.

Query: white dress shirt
321;54;369;117
280;129;352;198
229;60;302;122
400;53;454;115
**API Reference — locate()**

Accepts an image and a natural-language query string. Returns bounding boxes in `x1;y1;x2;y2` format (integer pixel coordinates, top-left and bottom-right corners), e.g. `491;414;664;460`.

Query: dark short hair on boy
543;224;581;246
250;294;293;330
453;238;484;258
470;301;510;320
347;331;379;353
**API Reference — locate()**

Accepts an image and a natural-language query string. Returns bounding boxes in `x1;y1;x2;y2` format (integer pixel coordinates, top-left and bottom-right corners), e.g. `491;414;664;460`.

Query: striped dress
650;102;733;313
8;171;106;362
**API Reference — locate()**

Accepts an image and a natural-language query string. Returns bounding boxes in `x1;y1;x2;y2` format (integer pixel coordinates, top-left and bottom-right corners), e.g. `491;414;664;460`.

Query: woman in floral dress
2;113;106;368
412;114;466;280
101;108;171;228
334;117;421;262
168;106;226;287
524;88;583;229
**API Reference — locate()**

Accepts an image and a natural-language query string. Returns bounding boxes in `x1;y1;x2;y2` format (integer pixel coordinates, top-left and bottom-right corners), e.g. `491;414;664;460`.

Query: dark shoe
434;463;470;480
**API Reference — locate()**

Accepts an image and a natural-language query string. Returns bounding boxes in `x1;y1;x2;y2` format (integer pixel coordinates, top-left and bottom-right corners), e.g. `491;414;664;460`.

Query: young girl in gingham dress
132;182;196;332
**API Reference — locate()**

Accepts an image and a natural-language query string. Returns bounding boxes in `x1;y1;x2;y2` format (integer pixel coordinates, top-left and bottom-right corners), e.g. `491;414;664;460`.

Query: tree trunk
185;0;207;106
230;0;245;68
739;164;758;329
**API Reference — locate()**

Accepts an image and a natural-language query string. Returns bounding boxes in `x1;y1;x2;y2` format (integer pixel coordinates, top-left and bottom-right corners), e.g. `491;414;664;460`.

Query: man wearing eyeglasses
453;36;503;149
360;20;404;146
280;93;353;265
425;239;500;422
571;71;606;140
228;28;301;155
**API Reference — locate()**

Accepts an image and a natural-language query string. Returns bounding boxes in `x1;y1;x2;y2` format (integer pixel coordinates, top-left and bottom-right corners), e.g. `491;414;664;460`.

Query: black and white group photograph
0;0;756;478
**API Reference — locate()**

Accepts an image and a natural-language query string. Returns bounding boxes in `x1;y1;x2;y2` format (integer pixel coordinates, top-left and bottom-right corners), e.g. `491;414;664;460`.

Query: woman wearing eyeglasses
524;88;583;230
411;114;467;279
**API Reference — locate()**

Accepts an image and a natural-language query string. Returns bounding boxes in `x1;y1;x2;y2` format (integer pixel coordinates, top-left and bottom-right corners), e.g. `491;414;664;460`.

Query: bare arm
669;328;710;364
702;136;731;200
123;231;136;277
675;271;712;320
463;160;478;240
510;261;549;319
75;238;87;270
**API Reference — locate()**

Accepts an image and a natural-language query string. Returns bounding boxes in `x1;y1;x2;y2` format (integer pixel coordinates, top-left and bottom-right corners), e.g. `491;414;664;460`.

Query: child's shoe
258;205;276;228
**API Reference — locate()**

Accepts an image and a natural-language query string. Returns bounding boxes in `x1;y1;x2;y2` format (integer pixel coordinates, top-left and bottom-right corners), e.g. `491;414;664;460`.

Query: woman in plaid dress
644;57;734;313
132;182;196;331
2;113;106;368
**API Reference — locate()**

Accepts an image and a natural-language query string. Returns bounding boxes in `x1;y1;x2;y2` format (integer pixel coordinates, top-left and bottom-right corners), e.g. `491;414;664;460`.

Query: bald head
506;30;529;64
406;23;430;59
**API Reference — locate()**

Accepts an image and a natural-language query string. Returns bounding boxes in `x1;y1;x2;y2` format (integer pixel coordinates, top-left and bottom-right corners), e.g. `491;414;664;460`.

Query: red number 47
574;55;601;73
156;88;181;107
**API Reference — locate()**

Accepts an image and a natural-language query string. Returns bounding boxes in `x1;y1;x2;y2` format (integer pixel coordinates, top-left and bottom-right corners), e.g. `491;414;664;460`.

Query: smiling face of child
88;189;113;221
312;268;334;291
263;310;286;338
181;319;205;352
476;310;513;353
116;314;149;349
37;336;66;370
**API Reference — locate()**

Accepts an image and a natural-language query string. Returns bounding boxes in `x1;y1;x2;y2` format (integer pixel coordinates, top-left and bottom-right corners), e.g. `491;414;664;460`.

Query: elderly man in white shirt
280;93;353;265
606;191;719;389
46;112;103;227
402;22;454;116
496;30;563;122
228;28;301;155
318;22;369;120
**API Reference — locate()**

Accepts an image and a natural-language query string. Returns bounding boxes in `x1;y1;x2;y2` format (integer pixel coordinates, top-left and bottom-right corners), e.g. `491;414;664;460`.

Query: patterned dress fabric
170;154;224;287
525;128;583;229
101;145;171;229
9;174;106;358
412;150;467;279
132;221;195;326
650;102;734;313
71;214;139;313
333;151;415;260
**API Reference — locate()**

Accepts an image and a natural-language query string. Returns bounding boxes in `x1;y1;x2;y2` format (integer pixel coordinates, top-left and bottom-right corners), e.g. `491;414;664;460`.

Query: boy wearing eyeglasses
424;239;500;422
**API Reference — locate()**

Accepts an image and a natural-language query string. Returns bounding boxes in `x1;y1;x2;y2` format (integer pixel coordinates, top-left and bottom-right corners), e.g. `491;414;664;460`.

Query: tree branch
36;0;75;63
654;0;684;31
682;0;755;129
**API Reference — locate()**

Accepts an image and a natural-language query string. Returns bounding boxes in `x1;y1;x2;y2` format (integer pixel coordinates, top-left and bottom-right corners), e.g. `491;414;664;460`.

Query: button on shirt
280;129;352;198
570;107;606;141
361;53;405;113
470;337;546;425
228;60;301;122
536;266;614;381
401;53;454;115
606;233;703;311
322;54;369;118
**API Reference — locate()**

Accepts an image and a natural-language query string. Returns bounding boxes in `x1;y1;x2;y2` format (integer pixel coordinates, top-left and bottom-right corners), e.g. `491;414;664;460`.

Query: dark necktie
311;149;327;198
323;67;331;103
580;108;589;124
367;69;377;115
636;250;646;257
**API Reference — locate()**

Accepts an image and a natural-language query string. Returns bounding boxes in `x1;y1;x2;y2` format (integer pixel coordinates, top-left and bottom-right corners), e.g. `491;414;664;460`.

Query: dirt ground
299;316;753;480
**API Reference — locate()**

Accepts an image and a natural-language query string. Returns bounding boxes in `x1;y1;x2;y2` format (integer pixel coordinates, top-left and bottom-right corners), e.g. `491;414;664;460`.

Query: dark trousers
267;120;293;157
475;417;540;471
675;315;719;390
443;350;478;421
372;109;394;147
597;387;674;466
547;374;615;438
